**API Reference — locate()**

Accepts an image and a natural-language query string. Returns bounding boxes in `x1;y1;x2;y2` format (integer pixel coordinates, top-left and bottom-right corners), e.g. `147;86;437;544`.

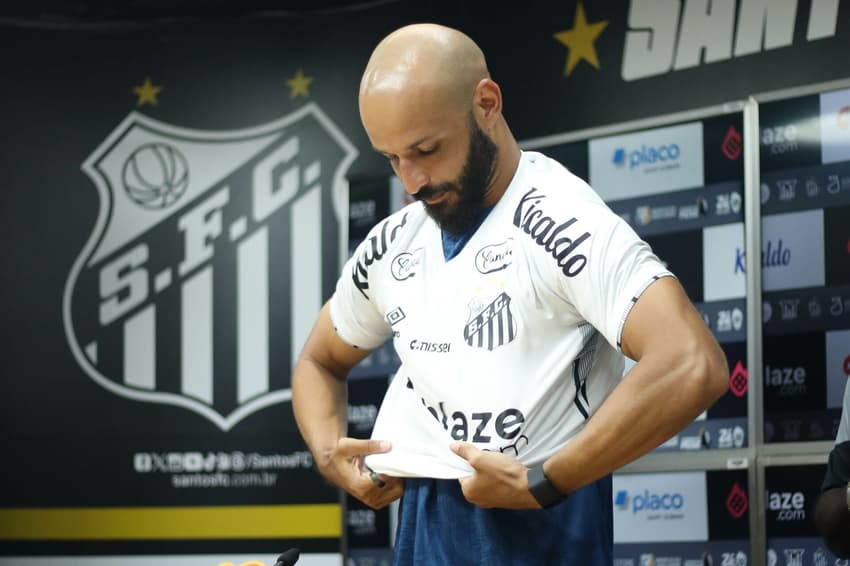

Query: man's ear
472;78;502;124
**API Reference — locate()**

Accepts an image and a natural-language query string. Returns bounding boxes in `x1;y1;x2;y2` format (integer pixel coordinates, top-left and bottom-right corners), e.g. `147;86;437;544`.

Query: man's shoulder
514;151;604;208
508;152;614;231
360;202;427;244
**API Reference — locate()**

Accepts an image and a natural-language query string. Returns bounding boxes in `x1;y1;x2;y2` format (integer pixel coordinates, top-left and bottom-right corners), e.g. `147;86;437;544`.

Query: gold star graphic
286;68;314;98
132;77;163;107
553;3;609;76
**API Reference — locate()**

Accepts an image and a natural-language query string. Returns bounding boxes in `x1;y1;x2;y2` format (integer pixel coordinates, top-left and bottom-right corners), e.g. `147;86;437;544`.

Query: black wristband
527;465;568;508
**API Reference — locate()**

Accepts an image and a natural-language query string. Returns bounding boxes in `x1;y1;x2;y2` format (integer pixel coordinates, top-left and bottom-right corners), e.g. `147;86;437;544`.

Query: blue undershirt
440;206;495;261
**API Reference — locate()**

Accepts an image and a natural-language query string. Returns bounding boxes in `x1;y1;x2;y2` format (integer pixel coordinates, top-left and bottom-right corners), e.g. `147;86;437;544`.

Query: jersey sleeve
328;233;393;351
555;202;672;351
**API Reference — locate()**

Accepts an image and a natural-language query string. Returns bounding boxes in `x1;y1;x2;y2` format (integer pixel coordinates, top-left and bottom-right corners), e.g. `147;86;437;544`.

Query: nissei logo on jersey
409;339;451;353
615;489;685;514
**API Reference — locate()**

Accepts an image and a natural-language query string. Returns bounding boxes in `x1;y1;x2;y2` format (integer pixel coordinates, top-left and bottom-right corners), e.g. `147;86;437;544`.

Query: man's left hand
450;441;541;509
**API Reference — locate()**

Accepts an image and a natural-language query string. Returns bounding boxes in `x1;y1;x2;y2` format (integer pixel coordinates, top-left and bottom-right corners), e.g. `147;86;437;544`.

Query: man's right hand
321;437;403;509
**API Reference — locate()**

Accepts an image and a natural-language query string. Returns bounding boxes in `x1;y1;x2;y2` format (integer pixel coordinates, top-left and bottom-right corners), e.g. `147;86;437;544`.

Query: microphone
274;548;300;566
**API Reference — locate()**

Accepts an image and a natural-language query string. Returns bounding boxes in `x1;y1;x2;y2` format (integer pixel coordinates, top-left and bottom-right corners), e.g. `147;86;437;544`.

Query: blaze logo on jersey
463;292;517;350
63;104;356;430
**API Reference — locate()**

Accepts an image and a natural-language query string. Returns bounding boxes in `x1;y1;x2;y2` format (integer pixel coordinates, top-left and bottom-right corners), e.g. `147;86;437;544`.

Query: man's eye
418;146;437;155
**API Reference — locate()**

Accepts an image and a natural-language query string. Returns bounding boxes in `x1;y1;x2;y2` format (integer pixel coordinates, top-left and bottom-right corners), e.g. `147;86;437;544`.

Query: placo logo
821;87;850;164
762;210;825;292
589;122;704;202
615;142;681;171
616;489;685;514
613;471;708;543
613;148;627;168
703;222;745;301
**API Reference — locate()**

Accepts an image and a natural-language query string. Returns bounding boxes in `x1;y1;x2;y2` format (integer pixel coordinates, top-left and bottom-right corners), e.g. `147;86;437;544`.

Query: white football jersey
330;151;671;478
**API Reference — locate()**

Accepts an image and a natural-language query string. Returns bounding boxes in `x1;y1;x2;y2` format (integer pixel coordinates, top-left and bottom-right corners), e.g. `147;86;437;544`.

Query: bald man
292;23;729;565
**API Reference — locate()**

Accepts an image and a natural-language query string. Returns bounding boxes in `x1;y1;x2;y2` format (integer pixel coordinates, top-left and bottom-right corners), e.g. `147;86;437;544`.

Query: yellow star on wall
553;3;609;76
132;77;163;107
286;68;314;98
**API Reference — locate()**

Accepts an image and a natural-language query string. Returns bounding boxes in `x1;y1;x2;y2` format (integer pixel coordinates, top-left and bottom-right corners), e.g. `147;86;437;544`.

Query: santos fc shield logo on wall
63;104;356;430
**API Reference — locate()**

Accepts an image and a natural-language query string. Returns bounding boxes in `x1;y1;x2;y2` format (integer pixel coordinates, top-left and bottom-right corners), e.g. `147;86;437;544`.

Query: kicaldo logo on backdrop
761;209;825;292
63;105;356;430
702;222;745;302
612;471;709;543
589;122;704;202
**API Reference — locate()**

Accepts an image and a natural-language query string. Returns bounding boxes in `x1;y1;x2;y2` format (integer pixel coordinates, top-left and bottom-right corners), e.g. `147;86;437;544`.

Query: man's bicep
299;302;373;378
620;276;712;363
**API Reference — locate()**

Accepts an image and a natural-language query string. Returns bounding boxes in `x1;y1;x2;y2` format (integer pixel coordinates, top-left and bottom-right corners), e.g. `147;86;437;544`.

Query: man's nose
397;157;429;195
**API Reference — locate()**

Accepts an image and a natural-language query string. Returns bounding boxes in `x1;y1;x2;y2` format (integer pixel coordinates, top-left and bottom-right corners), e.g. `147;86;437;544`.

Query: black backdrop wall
1;0;849;561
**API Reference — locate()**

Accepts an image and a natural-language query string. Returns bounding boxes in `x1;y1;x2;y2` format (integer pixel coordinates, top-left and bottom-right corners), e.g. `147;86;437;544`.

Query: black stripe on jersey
572;324;598;421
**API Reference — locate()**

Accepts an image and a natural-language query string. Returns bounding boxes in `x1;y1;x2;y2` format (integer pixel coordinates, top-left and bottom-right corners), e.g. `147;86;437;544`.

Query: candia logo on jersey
390;248;423;281
463;292;517;350
352;212;409;298
64;104;356;430
513;188;590;277
475;239;513;274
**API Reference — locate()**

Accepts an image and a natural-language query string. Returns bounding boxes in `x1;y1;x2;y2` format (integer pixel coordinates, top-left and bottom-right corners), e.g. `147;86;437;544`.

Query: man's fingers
450;441;480;464
353;475;403;509
336;437;392;457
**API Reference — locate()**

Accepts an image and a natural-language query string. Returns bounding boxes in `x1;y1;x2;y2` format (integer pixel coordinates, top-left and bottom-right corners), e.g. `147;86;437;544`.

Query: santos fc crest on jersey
464;292;517;351
63;104;356;430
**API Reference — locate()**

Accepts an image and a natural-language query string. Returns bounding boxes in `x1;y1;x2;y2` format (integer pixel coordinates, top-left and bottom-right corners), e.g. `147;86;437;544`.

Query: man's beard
413;118;498;235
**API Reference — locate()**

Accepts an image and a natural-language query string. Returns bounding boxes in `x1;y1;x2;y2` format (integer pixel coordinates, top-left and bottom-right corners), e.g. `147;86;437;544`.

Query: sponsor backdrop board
760;86;850;443
344;177;406;563
534;110;750;452
612;469;750;565
1;107;350;561
764;464;842;566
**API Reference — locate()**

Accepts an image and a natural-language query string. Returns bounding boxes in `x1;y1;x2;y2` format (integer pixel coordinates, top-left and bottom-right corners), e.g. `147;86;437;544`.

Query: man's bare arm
544;276;729;493
292;301;402;508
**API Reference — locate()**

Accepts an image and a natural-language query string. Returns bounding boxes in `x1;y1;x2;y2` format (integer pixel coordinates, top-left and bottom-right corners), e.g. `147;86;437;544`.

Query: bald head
358;24;520;216
359;23;489;116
